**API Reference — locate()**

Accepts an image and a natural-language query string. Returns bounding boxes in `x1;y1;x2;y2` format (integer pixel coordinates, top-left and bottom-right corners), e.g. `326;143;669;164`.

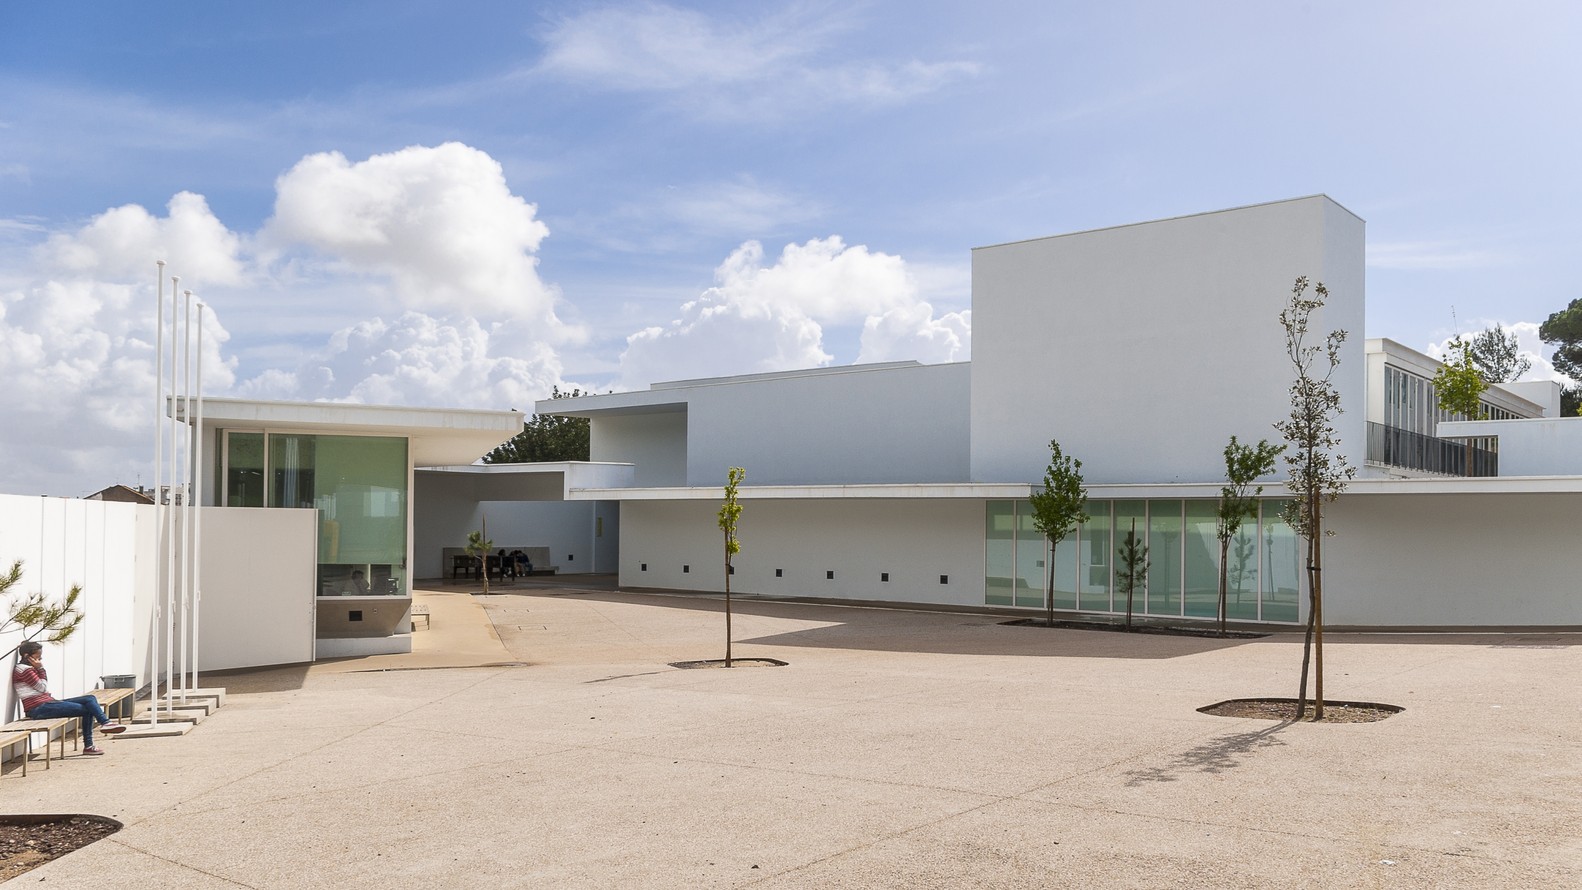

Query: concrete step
112;722;192;739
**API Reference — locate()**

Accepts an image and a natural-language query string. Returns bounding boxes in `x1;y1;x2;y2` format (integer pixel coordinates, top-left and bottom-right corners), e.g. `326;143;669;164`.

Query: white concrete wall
970;196;1366;485
680;362;971;486
2;494;143;719
592;412;688;487
1325;492;1582;627
620;498;986;607
411;471;615;576
1438;418;1582;477
195;507;316;670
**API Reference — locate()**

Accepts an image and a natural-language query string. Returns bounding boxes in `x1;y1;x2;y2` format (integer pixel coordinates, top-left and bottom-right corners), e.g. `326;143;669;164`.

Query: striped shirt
11;663;55;713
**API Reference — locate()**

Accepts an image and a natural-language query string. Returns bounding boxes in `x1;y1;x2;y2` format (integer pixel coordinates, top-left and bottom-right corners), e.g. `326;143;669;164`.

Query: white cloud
0;143;586;495
858;303;970;364
40;192;247;286
235;311;562;410
1425;320;1569;386
263;143;576;337
534;2;978;118
616;235;971;388
1368;240;1508;270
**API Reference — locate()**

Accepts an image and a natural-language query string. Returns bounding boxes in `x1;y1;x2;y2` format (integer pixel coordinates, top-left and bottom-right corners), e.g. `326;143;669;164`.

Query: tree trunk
1217;536;1230;637
1312;503;1325;720
1045;538;1055;628
724;533;733;668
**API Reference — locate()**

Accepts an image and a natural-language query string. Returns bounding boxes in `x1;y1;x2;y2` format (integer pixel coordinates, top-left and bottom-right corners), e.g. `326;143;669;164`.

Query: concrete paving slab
12;584;1582;889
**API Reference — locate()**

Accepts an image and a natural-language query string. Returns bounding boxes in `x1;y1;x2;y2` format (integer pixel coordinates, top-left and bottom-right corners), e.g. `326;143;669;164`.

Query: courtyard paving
7;582;1581;888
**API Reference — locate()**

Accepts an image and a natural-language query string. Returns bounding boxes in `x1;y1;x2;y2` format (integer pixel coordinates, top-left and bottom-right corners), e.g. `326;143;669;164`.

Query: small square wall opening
939;574;949;585
728;565;735;575
567;554;574;562
881;572;889;582
349;610;363;622
775;568;783;578
826;570;834;580
683;565;690;573
641;563;647;572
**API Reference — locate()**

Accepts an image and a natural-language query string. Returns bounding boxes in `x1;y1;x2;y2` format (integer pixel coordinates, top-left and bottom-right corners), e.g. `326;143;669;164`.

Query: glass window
985;501;1015;606
1078;501;1111;612
1112;501;1147;618
1183;501;1219;618
1225;519;1260;622
1146;500;1182;616
1052;530;1078;612
1015;507;1048;608
225;432;264;507
1262;499;1301;622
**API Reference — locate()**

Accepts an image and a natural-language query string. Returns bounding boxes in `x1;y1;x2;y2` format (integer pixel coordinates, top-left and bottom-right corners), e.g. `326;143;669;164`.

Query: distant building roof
85;484;154;504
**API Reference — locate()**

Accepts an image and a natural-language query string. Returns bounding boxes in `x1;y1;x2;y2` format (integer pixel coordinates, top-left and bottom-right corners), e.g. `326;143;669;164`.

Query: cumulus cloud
235;311;563;410
0;143;585;495
617;235;970;388
1426;321;1568;386
263;143;575;336
535;2;978;118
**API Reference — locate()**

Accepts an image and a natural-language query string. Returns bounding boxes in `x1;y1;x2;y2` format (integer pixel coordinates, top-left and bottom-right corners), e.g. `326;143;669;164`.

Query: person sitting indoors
11;640;126;756
342;569;371;595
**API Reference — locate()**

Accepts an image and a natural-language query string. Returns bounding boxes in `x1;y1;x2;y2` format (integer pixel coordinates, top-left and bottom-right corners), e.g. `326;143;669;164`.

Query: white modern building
7;194;1580;710
539;195;1582;630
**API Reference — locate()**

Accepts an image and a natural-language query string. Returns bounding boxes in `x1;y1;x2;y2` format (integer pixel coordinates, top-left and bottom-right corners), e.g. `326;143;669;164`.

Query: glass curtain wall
223;431;409;597
984;498;1301;624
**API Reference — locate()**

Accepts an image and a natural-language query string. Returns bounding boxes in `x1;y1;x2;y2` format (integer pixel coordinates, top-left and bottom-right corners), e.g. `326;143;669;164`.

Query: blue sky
1;1;1579;494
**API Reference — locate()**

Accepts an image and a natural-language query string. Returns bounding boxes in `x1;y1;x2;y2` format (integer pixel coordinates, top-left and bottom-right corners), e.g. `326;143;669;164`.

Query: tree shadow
1123;722;1291;786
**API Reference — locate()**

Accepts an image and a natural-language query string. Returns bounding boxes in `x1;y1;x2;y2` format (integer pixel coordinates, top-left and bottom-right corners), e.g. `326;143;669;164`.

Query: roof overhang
188;398;524;468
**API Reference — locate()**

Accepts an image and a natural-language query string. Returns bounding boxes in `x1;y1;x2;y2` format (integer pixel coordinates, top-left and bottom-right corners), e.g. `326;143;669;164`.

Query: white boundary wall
4;494;317;719
616;491;1582;628
620;498;986;608
1325;492;1582;628
1;494;143;719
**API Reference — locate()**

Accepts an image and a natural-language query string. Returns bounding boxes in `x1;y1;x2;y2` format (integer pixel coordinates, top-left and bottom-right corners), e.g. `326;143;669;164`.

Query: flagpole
149;262;165;727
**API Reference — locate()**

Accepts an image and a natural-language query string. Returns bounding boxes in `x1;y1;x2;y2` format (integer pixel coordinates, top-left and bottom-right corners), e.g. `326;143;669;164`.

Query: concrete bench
2;717;76;768
0;730;31;777
411;603;431;631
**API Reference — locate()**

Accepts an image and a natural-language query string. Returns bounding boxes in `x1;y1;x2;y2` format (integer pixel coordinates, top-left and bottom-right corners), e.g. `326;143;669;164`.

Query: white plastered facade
546;196;1582;629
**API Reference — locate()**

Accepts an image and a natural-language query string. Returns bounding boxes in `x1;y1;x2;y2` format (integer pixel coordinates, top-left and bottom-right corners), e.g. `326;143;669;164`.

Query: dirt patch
0;814;122;882
1001;618;1267;639
1200;697;1403;723
669;658;788;669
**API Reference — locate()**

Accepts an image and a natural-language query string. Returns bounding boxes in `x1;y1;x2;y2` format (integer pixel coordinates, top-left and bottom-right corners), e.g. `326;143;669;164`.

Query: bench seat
1;717;76;768
0;730;31;776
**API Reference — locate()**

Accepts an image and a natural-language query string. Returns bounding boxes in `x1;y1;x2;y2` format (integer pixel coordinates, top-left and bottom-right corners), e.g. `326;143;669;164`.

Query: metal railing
1366;421;1497;477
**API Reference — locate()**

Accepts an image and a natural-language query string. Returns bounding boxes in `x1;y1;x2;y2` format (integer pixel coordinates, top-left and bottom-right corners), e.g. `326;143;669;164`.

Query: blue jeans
27;695;110;747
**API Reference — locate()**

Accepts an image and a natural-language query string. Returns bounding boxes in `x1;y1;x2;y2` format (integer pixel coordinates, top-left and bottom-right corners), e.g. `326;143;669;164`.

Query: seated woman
11;640;126;756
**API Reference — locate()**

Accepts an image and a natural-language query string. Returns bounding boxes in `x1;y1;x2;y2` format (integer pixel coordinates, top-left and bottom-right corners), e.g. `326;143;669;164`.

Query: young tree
1;560;84;661
1433;338;1488;419
1273;277;1355;720
1539;299;1582;416
1215;436;1283;637
717;467;745;667
465;523;494;595
1027;440;1089;628
483;386;592;463
1115;520;1148;632
1466;324;1531;383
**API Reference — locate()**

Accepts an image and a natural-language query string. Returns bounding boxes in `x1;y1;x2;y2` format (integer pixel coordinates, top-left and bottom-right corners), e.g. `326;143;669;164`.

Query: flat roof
190;398;523;468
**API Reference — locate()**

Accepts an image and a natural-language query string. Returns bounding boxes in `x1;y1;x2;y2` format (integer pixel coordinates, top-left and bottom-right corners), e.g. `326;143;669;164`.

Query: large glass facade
223;431;409;597
984;498;1302;624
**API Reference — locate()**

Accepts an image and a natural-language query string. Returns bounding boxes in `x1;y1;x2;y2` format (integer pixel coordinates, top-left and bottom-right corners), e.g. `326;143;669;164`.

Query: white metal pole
191;301;206;696
179;290;194;703
164;275;179;715
149;263;165;728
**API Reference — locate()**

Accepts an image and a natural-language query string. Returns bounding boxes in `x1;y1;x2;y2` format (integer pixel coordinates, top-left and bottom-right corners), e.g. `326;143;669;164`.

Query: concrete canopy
190;398;524;467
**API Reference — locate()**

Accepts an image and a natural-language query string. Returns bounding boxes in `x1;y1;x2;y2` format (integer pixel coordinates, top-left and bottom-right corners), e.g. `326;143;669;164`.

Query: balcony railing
1366;421;1497;477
